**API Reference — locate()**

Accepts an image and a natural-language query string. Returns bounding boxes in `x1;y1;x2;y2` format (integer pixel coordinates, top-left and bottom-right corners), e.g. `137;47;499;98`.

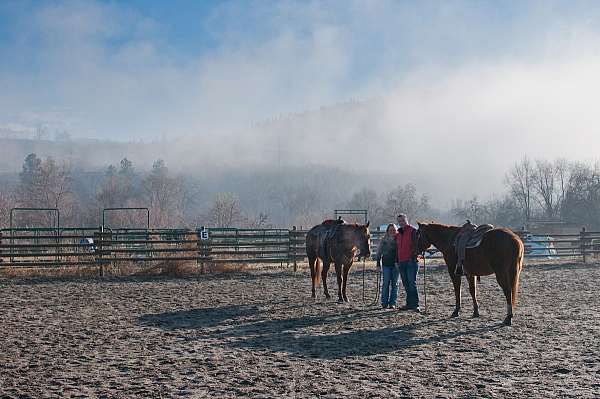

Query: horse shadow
137;303;364;332
138;304;261;330
228;317;504;359
138;303;504;359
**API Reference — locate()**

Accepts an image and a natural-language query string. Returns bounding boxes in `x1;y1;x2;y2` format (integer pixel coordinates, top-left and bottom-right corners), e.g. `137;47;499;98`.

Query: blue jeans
381;265;400;306
398;260;419;308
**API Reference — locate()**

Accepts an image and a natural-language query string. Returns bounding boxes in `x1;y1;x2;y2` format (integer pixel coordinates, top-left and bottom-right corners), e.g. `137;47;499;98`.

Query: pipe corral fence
1;210;599;274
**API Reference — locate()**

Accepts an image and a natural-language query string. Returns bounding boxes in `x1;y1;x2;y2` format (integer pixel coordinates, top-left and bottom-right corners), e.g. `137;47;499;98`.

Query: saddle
317;218;345;260
454;220;494;274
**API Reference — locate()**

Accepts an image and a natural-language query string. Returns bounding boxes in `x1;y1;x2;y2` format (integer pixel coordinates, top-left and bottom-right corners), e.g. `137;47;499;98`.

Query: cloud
3;1;600;206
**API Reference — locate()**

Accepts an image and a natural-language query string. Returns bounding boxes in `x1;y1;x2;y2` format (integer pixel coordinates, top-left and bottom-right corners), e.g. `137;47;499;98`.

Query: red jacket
396;224;417;262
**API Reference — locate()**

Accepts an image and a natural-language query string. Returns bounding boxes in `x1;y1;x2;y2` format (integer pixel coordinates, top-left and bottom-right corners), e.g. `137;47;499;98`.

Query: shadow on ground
138;304;504;359
138;304;261;329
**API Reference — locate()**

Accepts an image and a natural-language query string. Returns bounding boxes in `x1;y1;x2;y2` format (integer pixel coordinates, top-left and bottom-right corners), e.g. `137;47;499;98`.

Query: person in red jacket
395;213;420;312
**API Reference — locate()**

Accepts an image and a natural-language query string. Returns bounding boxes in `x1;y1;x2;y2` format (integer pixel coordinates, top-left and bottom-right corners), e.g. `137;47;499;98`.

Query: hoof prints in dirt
1;264;599;398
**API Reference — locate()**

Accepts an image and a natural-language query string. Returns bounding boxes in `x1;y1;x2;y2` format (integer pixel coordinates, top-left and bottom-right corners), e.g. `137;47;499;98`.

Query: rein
421;248;428;314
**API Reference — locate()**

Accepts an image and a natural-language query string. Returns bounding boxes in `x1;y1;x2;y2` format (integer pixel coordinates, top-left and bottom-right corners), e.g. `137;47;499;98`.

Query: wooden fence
1;226;600;272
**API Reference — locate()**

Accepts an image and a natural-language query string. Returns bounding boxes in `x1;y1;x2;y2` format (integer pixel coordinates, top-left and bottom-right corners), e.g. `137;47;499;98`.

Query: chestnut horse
414;222;524;325
306;222;371;302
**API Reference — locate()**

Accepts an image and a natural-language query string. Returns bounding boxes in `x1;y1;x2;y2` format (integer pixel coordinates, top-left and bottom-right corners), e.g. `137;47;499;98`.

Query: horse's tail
511;237;525;309
314;258;322;285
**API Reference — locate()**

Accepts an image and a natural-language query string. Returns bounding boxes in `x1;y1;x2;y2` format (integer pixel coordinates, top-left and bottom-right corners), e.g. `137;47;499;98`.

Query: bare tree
554;158;570;219
452;195;521;227
505;156;534;223
17;153;75;225
206;192;243;228
117;158;136;205
0;188;17;227
275;183;327;227
97;165;120;208
383;183;430;221
346;188;382;225
561;162;600;227
452;197;485;224
532;159;557;219
143;160;189;228
244;212;272;228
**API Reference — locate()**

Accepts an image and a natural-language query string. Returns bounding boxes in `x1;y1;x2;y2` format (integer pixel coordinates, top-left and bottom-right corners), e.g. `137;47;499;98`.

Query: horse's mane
422;222;459;230
421;222;460;243
340;223;370;231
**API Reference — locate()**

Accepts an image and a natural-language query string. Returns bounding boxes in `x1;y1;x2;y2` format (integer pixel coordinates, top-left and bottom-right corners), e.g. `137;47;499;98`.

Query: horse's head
356;221;371;259
413;222;433;256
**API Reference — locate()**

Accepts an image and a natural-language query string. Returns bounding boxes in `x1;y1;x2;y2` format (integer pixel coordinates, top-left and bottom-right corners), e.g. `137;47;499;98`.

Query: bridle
415;228;430;257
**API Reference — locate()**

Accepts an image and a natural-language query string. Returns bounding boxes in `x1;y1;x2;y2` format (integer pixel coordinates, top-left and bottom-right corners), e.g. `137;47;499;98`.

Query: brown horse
414;222;524;325
306;222;371;302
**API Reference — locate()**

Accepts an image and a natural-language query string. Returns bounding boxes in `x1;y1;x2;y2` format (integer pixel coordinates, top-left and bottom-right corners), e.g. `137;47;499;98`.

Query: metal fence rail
1;226;599;273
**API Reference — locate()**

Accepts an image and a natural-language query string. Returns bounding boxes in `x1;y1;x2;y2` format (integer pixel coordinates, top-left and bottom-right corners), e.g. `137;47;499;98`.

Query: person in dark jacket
396;213;420;312
376;223;399;308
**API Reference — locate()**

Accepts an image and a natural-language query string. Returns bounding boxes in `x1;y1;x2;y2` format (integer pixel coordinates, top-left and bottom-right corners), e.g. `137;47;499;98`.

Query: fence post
580;227;587;264
292;226;298;272
197;226;211;274
197;227;204;275
94;230;104;277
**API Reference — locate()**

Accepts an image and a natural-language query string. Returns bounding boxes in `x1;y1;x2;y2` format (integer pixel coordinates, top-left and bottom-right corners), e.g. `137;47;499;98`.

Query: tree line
1;153;599;230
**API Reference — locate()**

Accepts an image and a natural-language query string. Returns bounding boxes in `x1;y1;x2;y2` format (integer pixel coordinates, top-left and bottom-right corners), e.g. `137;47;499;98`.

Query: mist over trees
1;152;600;230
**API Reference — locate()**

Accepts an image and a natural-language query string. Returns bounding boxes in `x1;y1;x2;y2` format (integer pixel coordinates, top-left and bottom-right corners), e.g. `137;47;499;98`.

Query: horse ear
365;221;370;228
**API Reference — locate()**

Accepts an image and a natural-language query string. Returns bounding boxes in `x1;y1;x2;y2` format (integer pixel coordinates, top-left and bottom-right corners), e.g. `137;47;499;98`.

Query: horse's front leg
322;260;331;299
467;275;479;317
341;262;352;302
451;275;462;318
334;262;344;302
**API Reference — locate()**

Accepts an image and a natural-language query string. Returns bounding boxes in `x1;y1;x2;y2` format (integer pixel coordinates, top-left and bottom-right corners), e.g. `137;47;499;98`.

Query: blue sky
1;0;600;147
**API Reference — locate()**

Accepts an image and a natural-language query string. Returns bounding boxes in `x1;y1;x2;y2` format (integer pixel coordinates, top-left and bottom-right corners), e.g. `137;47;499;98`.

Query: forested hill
0;138;164;174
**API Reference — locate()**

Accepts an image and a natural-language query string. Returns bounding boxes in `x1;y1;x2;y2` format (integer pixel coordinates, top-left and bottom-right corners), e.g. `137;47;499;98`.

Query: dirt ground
0;261;599;398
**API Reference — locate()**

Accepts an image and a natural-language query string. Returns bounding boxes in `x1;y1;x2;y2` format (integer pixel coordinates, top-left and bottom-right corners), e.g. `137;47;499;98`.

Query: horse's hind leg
502;286;513;326
322;260;332;300
450;275;462;317
341;263;351;302
334;262;344;302
495;271;513;326
467;276;479;318
309;256;318;299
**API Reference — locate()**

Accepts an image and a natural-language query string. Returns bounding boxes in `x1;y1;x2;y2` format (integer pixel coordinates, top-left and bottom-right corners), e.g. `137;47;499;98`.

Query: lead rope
372;261;381;306
361;256;381;306
422;251;428;314
362;257;366;303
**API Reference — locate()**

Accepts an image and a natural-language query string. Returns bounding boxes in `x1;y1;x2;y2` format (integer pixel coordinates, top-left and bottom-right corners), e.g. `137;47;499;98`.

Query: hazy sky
2;1;600;203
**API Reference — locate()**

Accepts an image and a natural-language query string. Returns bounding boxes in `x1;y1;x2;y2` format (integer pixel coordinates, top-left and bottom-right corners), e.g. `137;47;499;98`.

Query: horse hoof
337;298;344;303
343;298;350;303
325;294;331;300
503;317;512;326
451;310;460;318
472;312;480;318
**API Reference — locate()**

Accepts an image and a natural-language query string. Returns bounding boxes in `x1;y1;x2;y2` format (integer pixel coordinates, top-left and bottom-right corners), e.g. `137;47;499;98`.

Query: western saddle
454;220;494;276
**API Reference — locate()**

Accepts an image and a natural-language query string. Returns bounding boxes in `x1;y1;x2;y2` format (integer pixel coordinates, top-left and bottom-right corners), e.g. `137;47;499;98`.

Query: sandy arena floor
1;261;599;398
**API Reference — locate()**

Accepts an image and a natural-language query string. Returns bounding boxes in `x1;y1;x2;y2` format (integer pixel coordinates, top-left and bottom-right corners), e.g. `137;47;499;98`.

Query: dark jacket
376;236;398;267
